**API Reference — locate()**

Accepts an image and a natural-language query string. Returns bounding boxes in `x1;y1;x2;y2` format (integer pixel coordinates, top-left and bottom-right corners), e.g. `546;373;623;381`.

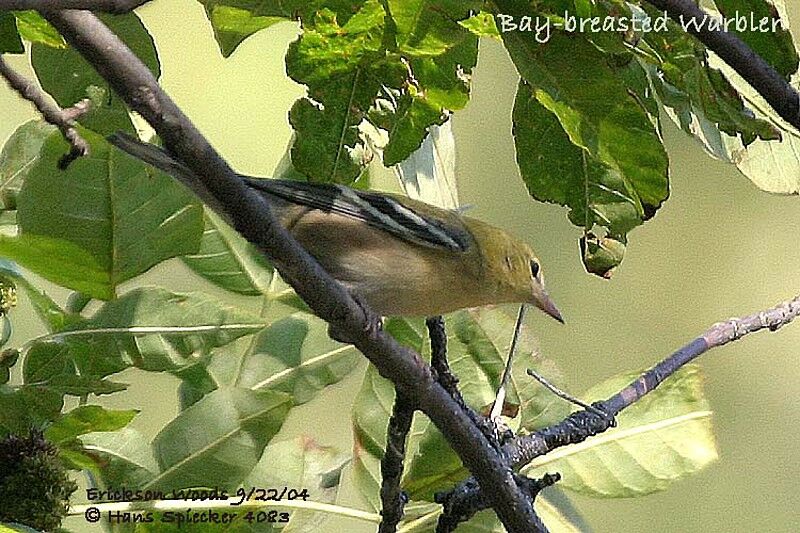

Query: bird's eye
530;260;540;278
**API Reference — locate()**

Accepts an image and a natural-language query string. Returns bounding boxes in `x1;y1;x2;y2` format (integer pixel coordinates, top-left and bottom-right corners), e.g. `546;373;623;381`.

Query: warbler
108;133;563;321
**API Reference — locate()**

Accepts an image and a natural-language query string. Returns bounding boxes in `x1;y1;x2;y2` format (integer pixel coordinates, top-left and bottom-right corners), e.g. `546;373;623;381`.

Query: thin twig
489;304;526;421
441;294;800;525
40;11;542;532
0;0;151;12
0;56;90;168
378;393;414;533
525;367;607;417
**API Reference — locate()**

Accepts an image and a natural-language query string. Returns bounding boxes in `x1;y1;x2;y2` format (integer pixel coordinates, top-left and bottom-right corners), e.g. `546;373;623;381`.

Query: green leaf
503;30;669;220
203;4;287;57
148;387;291;490
0;13;23;54
641;11;780;145
57;286;266;377
0;120;56;211
12;11;65;48
373;36;477;165
234;314;360;404
711;0;798;77
0;384;63;436
12;275;78;333
23;341;75;384
513;81;644;274
18;129;204;298
387;0;479;56
524;365;718;497
244;436;349;532
0;234;113;300
709;53;800;194
287;4;388;183
79;427;159;488
181;210;274;295
31;12;159;134
44;405;137;444
351;364;395;511
458;12;499;39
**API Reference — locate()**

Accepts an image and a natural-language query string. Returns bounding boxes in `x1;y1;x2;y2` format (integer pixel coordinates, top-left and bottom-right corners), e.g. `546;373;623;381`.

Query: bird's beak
535;289;564;323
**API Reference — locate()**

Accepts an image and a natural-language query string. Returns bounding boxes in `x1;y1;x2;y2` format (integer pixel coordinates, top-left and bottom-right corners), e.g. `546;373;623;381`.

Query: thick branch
0;0;150;12
0;56;90;167
441;294;800;522
644;0;800;130
40;9;541;532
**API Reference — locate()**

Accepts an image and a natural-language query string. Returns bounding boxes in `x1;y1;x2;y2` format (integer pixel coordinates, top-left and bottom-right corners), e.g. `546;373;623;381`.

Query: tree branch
0;56;90;168
0;0;150;12
38;9;542;532
441;294;800;523
378;393;413;533
644;0;800;130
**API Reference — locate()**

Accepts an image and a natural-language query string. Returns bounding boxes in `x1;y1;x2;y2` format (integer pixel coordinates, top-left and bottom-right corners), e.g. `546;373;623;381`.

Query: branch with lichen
436;294;800;528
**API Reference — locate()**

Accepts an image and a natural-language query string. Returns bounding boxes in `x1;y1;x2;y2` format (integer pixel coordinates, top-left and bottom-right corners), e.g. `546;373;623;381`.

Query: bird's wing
244;178;471;252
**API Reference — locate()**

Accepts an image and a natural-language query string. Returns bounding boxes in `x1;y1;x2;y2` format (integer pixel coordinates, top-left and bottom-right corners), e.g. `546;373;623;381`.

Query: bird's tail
107;132;227;216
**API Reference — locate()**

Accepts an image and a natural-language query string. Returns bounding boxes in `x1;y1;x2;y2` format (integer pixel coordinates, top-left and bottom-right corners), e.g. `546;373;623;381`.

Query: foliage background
0;1;799;531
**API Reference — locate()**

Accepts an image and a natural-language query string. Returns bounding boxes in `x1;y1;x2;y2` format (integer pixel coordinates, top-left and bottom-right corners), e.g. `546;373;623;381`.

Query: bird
108;132;563;322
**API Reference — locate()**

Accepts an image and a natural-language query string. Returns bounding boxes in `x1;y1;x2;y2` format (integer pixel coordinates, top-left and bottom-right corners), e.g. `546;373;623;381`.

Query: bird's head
494;237;563;323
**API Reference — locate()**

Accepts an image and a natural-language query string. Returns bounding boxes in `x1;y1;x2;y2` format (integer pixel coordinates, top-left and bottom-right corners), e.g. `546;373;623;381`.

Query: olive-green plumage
108;133;562;321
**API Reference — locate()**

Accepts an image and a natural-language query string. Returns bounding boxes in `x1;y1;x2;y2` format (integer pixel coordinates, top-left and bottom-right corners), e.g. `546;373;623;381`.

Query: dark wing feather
244;179;470;252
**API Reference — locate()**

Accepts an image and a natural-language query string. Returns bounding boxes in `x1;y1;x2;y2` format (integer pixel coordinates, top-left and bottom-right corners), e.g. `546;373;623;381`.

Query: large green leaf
244;436;349;532
148;386;291;490
181;210;274;295
503;29;669;217
0;234;113;299
234;314;360;404
18;130;204;299
0;13;23;54
524;365;718;497
31;12;159;134
287;0;479;181
287;4;388;183
53;286;266;378
79;427;160;488
0;120;55;211
513;81;640;276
